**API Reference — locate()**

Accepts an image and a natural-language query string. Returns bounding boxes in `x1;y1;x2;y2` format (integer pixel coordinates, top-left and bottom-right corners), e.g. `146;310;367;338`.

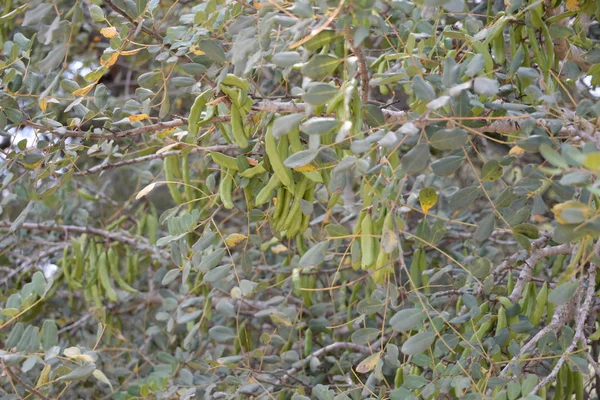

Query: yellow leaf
566;0;579;10
509;145;526;157
271;244;288;254
294;164;317;173
419;187;438;214
120;48;143;56
39;97;48;112
355;352;381;374
101;51;120;68
100;27;118;38
72;83;96;97
551;201;594;225
583;153;600;170
225;233;247;247
129;113;150;122
157;127;177;139
136;182;156;199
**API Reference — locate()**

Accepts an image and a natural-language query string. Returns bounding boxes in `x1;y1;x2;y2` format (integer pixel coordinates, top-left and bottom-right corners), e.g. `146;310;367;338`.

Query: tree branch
0;222;169;261
345;28;370;104
508;243;573;302
532;263;597;394
74;144;237;176
26;101;599;144
0;360;51;400
282;342;372;382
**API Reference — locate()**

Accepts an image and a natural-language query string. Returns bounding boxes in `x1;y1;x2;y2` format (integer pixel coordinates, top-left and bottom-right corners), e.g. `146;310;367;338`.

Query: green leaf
390;308;425;332
473;77;500;96
161;269;180;285
138;71;162;89
411;76;435;101
197;40;226;64
513;223;539;239
401;331;435;355
466;54;484;77
448;186;480;209
351;328;380;345
300;118;341;135
540;144;569;168
432;155;463;176
301;55;341;80
299;241;328;268
59;363;97;381
39;46;66;74
41;320;58;351
198;248;226;272
284;150;318;168
204;264;232;282
272;52;302;68
89;5;105;22
401;143;430;174
430;128;468;150
325;224;349;238
273;114;304;138
23;3;53;26
304;84;338;106
363;104;385;127
474;214;495;242
548;281;578;306
481;160;503;181
209;325;236;342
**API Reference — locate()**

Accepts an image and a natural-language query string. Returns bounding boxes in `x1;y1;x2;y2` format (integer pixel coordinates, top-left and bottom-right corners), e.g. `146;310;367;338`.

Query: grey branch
0;222;169;261
532;263;597;394
283;342;372;381
508;243;573;302
74;144;237;176
27;101;599;143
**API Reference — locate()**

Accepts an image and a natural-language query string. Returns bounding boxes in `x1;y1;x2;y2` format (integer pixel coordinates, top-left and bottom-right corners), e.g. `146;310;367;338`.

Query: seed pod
108;247;138;294
222;73;251;91
210;152;240;170
219;169;235;209
360;213;374;269
255;174;281;206
265;125;293;190
98;251;118;302
188;89;211;135
164;156;183;204
230;103;249;148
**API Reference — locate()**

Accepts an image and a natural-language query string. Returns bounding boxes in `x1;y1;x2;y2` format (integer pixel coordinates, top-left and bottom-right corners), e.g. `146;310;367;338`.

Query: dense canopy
1;0;600;399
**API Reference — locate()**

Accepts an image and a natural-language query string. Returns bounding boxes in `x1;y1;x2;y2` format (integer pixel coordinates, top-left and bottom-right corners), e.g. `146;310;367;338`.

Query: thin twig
74;144;237;176
0;360;51;400
25;101;600;143
345;27;370;103
0;245;64;286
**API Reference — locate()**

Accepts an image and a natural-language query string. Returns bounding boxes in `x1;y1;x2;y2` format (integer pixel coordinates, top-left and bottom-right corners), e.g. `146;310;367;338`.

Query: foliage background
1;0;600;398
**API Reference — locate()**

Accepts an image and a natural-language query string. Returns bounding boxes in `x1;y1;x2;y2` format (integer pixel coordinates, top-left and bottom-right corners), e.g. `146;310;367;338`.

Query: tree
0;0;599;398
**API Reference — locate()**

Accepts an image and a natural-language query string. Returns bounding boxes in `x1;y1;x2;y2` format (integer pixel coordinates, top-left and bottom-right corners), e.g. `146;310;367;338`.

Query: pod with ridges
219;169;235;209
265;125;294;190
210;151;240;170
230;103;249;148
98;251;118;302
